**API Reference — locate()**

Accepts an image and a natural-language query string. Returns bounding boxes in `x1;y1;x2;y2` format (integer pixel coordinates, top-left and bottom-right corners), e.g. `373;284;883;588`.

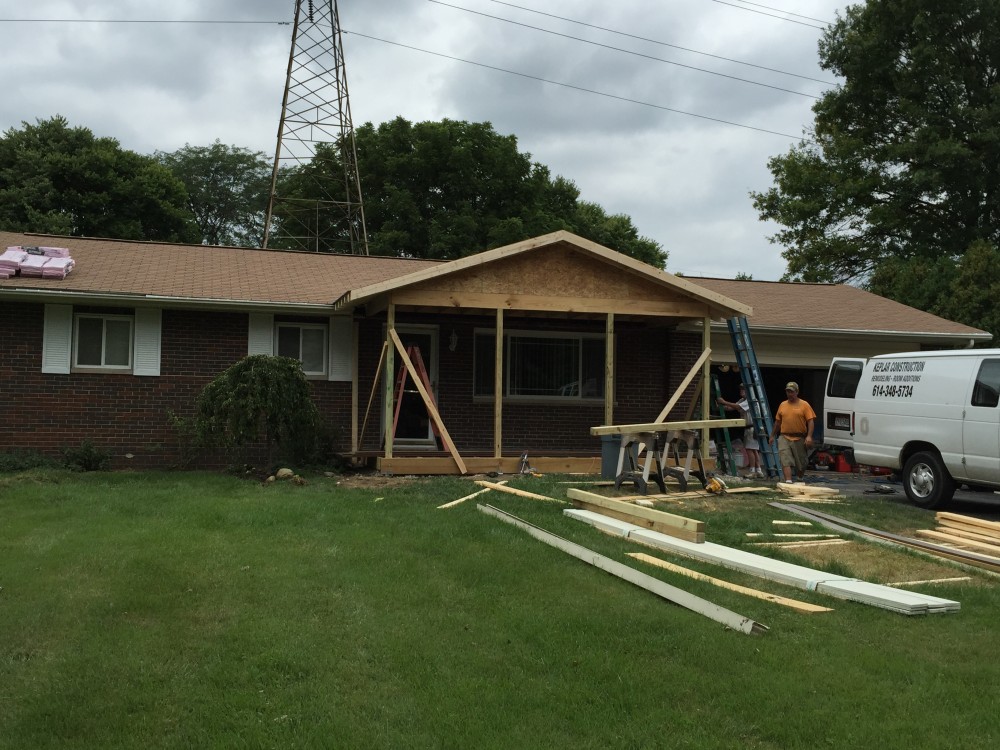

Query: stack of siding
565;508;960;615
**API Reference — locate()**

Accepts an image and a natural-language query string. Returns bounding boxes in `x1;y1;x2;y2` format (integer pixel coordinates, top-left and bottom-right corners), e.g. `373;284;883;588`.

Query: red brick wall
0;302;350;469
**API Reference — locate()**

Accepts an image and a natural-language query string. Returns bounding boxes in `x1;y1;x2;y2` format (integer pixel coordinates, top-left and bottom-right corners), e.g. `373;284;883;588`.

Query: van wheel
903;452;955;509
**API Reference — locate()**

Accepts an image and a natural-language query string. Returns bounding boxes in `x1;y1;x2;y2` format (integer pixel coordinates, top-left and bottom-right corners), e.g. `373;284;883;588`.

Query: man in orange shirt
768;381;816;483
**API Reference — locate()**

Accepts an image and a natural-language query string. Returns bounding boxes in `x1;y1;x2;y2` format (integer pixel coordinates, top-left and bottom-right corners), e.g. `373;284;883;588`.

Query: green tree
0;116;198;241
751;0;1000;337
275;117;665;266
193;355;324;467
157;141;272;246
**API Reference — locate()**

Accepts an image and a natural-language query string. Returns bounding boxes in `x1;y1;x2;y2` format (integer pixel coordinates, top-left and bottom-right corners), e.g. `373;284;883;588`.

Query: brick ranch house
1;230;756;473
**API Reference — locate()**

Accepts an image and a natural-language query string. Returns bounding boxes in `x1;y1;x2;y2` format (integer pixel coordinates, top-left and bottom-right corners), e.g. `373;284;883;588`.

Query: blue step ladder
727;316;781;478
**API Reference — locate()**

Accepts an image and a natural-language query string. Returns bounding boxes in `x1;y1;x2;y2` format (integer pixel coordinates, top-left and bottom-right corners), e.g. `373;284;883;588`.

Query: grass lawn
2;469;999;749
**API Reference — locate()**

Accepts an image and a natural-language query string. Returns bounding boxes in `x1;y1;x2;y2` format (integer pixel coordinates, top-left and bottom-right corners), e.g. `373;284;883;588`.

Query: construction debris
565;508;960;615
567;488;705;543
627;553;833;613
478;504;767;635
438;480;509;509
474;480;565;504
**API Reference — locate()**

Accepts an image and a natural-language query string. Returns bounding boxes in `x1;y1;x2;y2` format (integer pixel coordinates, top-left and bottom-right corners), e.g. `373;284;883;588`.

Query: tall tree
274;117;665;267
157;141;272;247
751;1;1000;337
0;116;198;242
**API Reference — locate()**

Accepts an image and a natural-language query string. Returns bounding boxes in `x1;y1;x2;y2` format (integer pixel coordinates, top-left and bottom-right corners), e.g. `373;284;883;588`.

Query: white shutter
133;307;162;376
248;313;274;356
328;316;353;382
42;304;72;374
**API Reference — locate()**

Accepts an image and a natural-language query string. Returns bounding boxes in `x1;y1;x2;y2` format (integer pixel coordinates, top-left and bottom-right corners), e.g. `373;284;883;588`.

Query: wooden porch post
702;315;712;458
494;308;504;460
384;303;395;459
350;320;359;453
604;313;614;427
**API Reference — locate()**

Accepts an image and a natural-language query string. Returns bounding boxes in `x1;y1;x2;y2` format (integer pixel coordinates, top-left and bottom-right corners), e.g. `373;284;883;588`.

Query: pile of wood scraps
567;488;704;542
776;482;842;503
914;512;1000;566
772;503;1000;577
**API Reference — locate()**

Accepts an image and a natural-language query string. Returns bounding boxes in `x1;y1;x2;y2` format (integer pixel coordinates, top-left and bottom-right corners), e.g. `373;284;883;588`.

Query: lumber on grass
914;530;1000;558
627;553;833;614
936;512;1000;536
438;480;508;509
776;482;840;496
750;539;850;548
929;523;1000;546
887;577;971;587
745;533;840;539
778;503;1000;575
474;480;565;504
567;488;704;543
478;504;767;635
937;513;1000;540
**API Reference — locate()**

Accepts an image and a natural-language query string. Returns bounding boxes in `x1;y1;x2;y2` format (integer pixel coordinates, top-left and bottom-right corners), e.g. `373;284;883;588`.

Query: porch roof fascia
333;230;752;318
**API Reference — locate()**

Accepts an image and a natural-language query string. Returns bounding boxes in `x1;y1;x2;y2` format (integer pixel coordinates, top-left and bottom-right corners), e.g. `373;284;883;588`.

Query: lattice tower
263;0;368;254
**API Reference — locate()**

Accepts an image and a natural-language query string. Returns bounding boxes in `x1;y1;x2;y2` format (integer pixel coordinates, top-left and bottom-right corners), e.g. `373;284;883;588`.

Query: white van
824;350;1000;508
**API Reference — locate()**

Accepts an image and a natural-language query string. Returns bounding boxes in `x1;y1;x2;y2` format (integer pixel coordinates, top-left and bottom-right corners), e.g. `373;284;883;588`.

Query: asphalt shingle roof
0;232;439;306
688;276;987;337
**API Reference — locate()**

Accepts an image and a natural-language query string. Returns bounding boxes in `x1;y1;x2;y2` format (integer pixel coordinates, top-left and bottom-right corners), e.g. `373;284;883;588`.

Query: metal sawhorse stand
594;418;745;495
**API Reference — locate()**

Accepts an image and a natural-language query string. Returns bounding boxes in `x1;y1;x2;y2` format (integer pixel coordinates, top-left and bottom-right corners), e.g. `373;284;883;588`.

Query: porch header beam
386;289;711;318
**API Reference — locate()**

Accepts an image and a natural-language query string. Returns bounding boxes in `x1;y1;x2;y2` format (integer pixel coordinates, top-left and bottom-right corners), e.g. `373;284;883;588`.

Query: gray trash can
601;434;625;479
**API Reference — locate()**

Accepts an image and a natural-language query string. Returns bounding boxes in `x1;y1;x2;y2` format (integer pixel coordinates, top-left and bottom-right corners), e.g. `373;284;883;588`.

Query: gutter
0;288;338;314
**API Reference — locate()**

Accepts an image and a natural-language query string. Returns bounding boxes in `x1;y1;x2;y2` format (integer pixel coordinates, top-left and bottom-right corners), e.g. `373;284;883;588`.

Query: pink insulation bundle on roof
41;257;75;278
40;246;71;258
18;255;49;277
0;247;28;276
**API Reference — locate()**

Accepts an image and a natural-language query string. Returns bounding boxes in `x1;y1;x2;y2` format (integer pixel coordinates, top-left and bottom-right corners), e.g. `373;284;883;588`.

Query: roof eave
0;287;339;314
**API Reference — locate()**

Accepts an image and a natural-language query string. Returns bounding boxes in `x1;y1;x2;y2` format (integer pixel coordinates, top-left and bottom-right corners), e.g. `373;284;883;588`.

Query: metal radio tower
263;0;369;254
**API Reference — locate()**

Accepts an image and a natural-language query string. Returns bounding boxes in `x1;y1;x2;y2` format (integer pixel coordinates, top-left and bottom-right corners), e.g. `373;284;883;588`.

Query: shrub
193;355;325;467
63;440;112;472
0;449;61;473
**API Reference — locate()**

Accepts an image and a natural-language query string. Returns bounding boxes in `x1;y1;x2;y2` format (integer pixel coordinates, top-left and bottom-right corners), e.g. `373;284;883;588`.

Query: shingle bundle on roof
0;248;27;279
0;245;75;279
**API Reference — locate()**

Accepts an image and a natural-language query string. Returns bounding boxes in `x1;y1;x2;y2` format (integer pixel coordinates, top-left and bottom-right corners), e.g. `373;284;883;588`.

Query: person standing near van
717;383;764;478
768;381;816;483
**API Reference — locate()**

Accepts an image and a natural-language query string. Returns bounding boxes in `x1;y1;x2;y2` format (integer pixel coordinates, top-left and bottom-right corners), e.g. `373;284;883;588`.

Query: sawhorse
592;418;745;496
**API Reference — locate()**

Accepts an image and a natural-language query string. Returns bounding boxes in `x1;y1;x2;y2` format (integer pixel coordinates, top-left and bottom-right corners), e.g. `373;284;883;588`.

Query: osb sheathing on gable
407;244;701;307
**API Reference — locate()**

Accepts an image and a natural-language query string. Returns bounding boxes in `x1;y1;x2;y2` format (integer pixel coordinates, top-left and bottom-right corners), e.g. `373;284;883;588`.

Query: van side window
828;361;863;398
971;359;1000;408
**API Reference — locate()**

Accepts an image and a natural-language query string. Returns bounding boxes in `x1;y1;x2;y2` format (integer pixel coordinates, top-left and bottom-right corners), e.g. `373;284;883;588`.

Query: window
474;330;605;400
827;361;863;398
73;314;133;370
276;323;327;376
971;359;1000;408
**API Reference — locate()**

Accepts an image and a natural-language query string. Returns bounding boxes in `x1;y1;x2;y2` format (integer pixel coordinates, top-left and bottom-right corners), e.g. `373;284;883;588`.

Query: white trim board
563;509;959;615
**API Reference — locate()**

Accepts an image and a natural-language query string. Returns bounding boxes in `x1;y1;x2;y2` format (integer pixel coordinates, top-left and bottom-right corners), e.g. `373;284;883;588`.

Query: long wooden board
915;529;1000;558
776;482;840;496
627;553;833;613
475;480;566;504
936;512;1000;535
567;488;704;543
590;418;744;437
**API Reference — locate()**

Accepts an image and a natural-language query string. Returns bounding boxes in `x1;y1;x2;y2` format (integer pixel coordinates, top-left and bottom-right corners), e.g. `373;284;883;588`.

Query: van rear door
963;357;1000;484
824;358;866;447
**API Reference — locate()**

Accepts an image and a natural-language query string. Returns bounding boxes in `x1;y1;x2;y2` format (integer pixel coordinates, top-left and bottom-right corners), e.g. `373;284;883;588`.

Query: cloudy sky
5;0;848;279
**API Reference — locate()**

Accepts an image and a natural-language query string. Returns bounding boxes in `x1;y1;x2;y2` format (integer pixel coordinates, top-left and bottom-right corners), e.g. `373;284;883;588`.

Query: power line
430;1;820;100
710;1;827;29
717;0;834;26
345;30;811;141
0;18;288;24
483;0;836;86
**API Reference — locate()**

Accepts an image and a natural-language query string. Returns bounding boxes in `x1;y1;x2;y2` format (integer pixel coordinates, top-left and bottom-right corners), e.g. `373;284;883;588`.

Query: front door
391;326;439;449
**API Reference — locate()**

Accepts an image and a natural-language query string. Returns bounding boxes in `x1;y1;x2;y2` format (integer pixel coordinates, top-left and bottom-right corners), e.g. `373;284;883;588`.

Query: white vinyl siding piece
247;313;274;356
133;308;162;377
328;316;353;382
42;304;73;374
